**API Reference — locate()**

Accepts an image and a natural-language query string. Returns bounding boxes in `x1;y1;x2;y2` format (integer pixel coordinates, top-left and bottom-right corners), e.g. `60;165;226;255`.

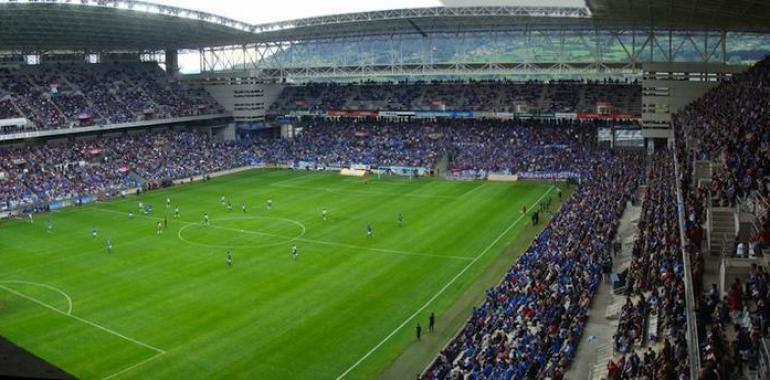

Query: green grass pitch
0;169;562;379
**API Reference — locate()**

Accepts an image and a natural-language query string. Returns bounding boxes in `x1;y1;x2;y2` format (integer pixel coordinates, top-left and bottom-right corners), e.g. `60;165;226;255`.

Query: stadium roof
1;0;769;52
245;1;770;43
247;6;592;43
588;0;770;33
0;0;255;51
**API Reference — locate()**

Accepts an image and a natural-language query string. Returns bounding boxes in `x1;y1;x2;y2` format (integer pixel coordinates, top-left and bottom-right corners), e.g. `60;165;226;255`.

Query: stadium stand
673;55;770;380
446;119;604;176
0;63;225;134
421;150;644;380
268;80;641;115
675;57;770;213
254;118;447;169
606;154;691;379
0;117;634;214
0;130;260;212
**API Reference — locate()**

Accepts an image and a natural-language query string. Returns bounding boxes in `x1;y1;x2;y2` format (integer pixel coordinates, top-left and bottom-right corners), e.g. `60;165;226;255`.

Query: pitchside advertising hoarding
284;110;639;121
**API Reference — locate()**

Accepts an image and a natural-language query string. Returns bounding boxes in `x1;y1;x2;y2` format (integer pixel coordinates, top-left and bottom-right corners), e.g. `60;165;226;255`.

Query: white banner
0;118;28;127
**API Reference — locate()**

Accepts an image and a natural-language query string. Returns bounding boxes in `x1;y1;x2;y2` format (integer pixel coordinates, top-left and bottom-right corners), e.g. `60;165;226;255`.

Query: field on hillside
0;170;561;379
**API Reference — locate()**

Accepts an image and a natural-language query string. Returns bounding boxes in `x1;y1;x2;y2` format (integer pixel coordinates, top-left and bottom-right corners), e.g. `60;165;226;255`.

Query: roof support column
650;28;655;62
165;49;179;77
721;30;727;64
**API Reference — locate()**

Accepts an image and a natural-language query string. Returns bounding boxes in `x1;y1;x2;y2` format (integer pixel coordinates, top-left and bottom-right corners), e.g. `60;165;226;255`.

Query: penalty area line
0;280;74;315
296;238;473;261
0;285;165;355
335;186;555;379
101;351;166;380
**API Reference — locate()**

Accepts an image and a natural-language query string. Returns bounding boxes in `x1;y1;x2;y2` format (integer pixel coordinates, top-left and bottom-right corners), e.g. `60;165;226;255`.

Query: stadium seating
0;63;225;134
269;79;641;115
673;56;770;380
0;118;623;215
446;119;602;175
0;130;259;212
422;150;644;380
258;118;633;175
675;57;770;210
606;154;690;379
256;118;447;168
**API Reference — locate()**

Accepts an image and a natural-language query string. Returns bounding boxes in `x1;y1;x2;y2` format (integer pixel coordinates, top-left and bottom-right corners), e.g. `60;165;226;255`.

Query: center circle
178;216;306;249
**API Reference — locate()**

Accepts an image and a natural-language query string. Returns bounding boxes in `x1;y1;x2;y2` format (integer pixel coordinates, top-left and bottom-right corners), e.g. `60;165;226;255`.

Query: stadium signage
516;171;580;180
283;110;640;121
449;169;581;181
377;111;417;118
554;112;578;120
326;110;378;117
576;112;640;121
284;110;326;117
0;117;28;127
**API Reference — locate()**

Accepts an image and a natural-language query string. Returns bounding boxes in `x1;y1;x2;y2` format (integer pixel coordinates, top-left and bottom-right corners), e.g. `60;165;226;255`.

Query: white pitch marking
0;285;165;354
270;183;456;200
296;238;472;261
101;351;166;380
335;186;555;379
94;207;460;261
174;216;307;249
0;280;74;315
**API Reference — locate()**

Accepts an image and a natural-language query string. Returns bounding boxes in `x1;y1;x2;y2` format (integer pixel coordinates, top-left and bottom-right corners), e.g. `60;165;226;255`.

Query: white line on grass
271;183;457;201
295;238;473;261
0;280;73;314
456;182;486;198
335;186;555;379
0;285;165;354
92;208;465;261
101;351;166;380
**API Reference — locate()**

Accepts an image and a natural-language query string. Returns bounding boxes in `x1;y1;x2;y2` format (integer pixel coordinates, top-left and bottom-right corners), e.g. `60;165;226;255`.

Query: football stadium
0;0;769;379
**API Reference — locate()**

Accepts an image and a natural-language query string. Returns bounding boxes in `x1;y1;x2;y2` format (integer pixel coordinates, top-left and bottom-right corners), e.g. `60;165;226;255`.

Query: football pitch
0;169;565;379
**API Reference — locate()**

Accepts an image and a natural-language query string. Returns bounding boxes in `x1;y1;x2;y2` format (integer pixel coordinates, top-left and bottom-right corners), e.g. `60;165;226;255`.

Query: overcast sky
153;0;441;25
151;0;585;24
159;0;586;73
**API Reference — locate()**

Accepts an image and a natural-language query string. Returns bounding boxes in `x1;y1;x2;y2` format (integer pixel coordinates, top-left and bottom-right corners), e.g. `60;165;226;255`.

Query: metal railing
707;191;713;253
759;338;770;380
586;343;615;380
719;232;730;297
672;129;702;379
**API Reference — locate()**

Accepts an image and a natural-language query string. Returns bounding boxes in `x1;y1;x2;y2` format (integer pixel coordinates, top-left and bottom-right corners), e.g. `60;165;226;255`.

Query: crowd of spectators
109;131;261;183
422;150;644;380
447;119;603;175
697;265;769;379
269;79;641;115
257;117;633;175
0;140;137;211
0;63;224;134
1;116;647;212
0;117;634;212
0;130;258;212
255;118;448;168
675;57;770;224
673;56;770;380
607;154;691;379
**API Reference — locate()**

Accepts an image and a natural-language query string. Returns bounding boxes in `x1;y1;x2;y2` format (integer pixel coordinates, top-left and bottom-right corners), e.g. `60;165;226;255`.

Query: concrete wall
182;72;285;123
641;62;748;142
214;123;236;141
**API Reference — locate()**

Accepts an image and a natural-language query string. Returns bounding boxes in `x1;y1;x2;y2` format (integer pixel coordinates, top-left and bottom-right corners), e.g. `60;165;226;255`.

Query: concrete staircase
588;343;615;380
694;160;713;187
709;207;736;256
